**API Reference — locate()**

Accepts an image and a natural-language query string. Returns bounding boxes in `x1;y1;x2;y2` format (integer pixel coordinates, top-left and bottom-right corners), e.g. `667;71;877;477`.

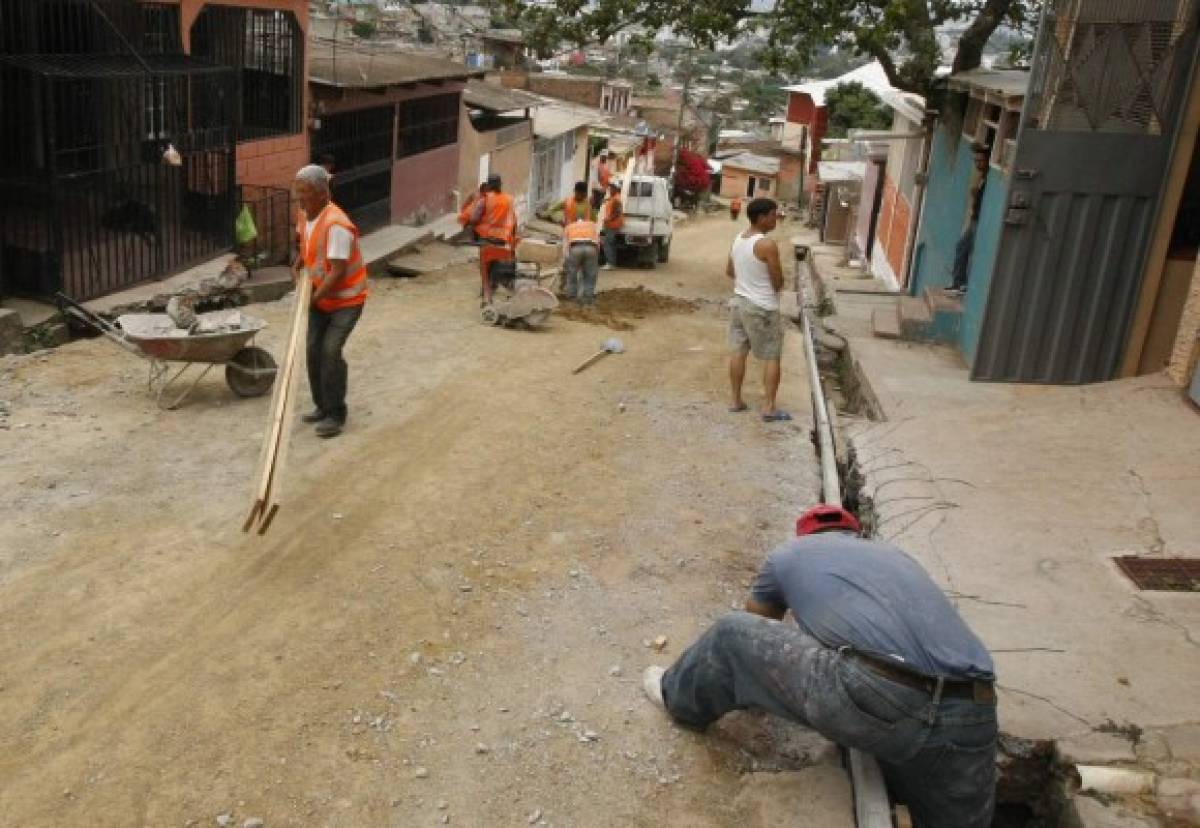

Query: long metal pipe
794;248;892;828
795;253;841;505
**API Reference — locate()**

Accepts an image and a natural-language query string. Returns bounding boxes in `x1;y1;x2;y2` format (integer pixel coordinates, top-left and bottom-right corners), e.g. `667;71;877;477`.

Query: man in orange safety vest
562;217;601;305
292;164;367;439
466;174;517;304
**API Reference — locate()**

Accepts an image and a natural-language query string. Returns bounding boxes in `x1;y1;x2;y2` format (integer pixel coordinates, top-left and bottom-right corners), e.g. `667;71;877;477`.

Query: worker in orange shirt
591;151;611;212
551;181;593;226
600;181;624;270
466;174;517;305
458;182;488;242
730;196;743;221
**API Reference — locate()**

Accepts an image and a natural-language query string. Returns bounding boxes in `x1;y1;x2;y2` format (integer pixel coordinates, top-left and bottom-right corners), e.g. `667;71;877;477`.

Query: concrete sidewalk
802;235;1200;821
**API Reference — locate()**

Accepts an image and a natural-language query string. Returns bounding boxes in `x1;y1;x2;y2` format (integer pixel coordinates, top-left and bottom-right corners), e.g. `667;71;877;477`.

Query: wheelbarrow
57;293;277;410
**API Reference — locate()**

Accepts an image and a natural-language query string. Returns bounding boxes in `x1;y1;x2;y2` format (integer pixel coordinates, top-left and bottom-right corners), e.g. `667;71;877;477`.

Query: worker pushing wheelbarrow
57;293;277;410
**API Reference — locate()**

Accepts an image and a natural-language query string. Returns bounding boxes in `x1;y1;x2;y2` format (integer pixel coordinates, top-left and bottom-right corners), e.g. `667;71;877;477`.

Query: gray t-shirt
751;534;994;680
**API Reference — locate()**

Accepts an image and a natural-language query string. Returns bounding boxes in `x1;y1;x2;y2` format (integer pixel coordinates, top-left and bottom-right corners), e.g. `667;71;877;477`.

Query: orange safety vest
474;192;516;246
303;202;368;313
564;219;600;245
602;194;624;231
458;192;480;227
563;196;593;224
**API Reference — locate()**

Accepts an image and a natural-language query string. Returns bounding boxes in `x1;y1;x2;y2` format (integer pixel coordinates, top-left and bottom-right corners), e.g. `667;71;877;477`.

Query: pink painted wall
392;143;460;222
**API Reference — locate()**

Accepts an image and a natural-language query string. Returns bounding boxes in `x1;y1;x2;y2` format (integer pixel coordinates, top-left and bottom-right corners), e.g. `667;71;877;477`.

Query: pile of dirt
558;286;700;330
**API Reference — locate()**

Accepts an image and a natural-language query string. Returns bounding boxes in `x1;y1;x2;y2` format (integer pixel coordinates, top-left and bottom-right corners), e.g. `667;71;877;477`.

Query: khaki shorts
728;296;783;361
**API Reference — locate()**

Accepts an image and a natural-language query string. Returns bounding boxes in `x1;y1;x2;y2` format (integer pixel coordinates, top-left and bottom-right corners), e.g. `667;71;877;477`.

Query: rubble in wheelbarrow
117;310;258;339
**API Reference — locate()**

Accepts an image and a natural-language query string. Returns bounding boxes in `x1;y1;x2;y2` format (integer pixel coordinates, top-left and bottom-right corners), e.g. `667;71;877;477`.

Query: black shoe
302;408;325;424
315;417;343;438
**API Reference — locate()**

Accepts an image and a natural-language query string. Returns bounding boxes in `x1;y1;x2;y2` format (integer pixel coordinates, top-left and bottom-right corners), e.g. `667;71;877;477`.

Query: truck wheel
657;238;671;264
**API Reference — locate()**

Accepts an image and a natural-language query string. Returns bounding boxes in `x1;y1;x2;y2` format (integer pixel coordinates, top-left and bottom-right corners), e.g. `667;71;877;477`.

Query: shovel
573;337;625;374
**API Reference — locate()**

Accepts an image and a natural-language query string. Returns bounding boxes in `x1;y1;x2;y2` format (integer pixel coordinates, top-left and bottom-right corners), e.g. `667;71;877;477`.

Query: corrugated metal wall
971;0;1200;383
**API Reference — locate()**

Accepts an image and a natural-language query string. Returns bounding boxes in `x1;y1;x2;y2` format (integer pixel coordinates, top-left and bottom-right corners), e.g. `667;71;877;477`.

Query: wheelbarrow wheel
226;346;277;398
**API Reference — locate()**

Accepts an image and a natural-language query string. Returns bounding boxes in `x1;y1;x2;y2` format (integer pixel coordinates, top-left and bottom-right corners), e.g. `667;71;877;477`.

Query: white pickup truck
613;175;673;267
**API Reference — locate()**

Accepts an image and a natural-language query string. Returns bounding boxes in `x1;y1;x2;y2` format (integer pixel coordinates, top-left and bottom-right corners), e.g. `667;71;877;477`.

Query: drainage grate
1113;556;1200;592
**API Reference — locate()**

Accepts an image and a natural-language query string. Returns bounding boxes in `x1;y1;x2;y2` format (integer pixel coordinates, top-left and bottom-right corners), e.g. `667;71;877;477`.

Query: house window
397;93;460;158
759;177;771;192
191;7;303;141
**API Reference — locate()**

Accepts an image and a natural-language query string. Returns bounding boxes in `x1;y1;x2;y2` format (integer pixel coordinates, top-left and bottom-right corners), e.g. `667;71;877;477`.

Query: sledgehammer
573;337;625;374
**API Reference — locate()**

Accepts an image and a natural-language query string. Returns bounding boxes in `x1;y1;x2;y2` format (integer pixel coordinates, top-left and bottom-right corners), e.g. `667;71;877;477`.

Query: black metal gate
973;0;1200;382
311;105;395;233
0;0;238;301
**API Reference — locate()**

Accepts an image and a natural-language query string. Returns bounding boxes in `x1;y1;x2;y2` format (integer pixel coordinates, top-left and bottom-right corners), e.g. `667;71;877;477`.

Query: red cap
795;505;861;537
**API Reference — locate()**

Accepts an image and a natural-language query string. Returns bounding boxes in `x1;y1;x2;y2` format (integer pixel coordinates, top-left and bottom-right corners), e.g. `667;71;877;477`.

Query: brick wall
876;177;912;286
524;76;602;108
236;134;309;192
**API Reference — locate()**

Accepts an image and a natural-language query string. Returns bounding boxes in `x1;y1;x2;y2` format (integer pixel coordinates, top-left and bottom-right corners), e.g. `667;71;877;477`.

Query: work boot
642;666;666;710
314;417;343;439
302;408;325;424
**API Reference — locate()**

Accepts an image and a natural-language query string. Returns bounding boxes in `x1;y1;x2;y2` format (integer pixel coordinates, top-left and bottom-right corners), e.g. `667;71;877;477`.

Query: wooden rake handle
573;349;612;374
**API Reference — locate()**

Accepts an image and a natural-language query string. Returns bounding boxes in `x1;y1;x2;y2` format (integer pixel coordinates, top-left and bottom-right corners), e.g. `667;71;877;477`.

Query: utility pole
668;52;693;192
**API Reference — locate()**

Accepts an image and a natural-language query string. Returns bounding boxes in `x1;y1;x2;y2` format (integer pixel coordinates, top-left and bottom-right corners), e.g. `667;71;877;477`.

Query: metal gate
311;105;395;233
972;0;1200;382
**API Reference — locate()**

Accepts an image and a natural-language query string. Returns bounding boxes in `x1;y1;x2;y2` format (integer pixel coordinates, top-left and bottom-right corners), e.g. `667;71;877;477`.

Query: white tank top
731;232;778;311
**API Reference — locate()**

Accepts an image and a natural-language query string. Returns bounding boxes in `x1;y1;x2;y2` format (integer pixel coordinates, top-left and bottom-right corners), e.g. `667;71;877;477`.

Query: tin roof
464;79;540;112
817;160;866;183
947;68;1030;102
720;152;781;176
532;106;593;138
782;61;893;107
309;42;479;89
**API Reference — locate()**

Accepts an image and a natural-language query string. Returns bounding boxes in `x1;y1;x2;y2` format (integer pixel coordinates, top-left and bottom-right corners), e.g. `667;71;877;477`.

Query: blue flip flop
761;411;793;422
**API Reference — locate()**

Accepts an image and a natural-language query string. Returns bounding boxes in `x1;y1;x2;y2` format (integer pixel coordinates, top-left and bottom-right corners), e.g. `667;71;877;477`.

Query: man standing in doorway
641;504;998;828
293;164;368;439
600;181;623;271
467;174;517;305
946;144;990;297
727;197;788;422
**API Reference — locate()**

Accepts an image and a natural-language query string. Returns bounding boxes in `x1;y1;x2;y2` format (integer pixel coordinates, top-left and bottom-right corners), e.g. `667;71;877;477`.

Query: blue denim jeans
601;229;618;267
662;612;997;828
565;243;599;304
306;304;363;424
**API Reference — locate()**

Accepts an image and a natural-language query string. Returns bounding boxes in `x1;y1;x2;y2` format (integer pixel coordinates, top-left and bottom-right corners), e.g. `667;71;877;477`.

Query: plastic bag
235;204;258;245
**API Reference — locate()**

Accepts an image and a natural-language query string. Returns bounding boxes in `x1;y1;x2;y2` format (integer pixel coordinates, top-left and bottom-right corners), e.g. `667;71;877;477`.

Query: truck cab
614;175;673;267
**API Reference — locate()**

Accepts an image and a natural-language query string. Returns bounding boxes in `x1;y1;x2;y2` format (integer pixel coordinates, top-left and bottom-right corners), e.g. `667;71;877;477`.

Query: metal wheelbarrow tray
57;293;278;410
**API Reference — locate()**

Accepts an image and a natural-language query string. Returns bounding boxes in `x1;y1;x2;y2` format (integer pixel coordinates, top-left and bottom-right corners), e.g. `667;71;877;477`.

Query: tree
351;20;377;39
501;0;1042;98
824;81;892;137
674;148;712;195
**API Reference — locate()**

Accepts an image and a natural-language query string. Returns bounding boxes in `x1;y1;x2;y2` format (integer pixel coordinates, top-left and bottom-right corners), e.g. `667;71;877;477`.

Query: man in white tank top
727;198;788;421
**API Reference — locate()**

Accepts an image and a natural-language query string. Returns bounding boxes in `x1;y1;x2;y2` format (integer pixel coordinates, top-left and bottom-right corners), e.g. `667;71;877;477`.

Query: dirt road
0;214;832;826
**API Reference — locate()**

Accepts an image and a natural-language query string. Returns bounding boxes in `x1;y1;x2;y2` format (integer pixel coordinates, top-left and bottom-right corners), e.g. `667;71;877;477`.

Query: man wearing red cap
641;505;997;828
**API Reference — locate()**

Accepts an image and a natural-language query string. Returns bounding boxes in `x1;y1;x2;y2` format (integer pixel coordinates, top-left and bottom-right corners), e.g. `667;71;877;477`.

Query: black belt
848;651;996;705
570;240;597;248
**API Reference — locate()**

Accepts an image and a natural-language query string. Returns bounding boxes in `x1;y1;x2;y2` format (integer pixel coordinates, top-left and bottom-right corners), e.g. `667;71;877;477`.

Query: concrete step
897;296;932;339
921;286;963;343
924;286;964;315
871;306;900;340
387;243;478;277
